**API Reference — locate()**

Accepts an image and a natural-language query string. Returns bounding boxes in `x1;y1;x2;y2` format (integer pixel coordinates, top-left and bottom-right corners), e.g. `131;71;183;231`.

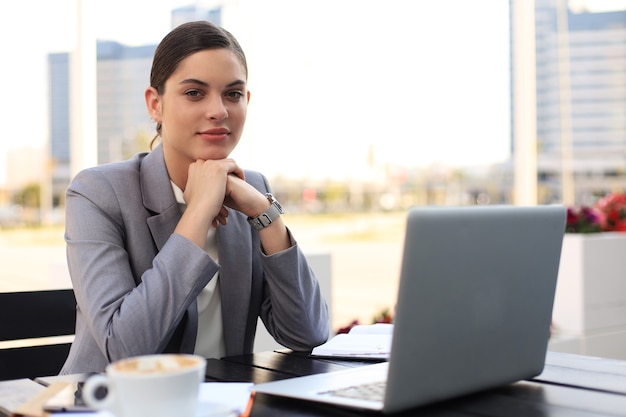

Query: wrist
249;195;272;219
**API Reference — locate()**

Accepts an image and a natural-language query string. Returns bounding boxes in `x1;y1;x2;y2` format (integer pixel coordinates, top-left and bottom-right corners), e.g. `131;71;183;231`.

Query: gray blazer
60;145;329;374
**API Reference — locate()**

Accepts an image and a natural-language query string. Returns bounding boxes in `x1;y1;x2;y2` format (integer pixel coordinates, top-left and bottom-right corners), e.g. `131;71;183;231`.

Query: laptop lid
254;205;566;414
384;204;565;412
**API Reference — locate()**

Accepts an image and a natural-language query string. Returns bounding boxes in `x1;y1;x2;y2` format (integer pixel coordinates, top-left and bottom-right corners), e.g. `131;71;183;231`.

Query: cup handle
82;374;115;411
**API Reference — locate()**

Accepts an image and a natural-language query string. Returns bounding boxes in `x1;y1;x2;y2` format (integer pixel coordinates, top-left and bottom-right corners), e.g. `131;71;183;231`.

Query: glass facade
48;41;156;204
96;42;156;164
171;5;222;28
524;0;626;203
48;53;71;203
47;5;222;206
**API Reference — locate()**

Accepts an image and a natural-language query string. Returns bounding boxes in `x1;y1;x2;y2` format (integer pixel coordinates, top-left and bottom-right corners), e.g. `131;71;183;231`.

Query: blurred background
0;0;624;332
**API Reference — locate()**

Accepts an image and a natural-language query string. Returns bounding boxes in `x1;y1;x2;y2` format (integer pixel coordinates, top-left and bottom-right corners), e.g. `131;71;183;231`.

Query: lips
199;128;230;141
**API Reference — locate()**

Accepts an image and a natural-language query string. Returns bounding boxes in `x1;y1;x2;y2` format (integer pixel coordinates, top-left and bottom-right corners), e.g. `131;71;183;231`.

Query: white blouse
171;182;226;359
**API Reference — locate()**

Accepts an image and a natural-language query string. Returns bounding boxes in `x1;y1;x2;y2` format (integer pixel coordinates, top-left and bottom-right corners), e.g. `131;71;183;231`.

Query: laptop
253;205;566;414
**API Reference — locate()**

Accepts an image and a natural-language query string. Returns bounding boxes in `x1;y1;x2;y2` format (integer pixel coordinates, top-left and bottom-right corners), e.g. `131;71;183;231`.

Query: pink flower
594;193;626;232
565;206;602;233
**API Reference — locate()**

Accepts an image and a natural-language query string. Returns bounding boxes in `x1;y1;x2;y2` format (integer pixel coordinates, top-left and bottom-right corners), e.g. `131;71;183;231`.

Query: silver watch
247;193;285;230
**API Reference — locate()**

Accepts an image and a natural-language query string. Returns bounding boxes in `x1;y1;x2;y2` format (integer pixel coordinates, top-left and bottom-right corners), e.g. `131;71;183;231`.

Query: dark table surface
2;350;625;416
204;350;626;417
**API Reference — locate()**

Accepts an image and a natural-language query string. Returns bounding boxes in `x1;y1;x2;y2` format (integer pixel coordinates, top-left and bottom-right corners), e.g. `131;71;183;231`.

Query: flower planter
550;232;626;359
552;232;626;335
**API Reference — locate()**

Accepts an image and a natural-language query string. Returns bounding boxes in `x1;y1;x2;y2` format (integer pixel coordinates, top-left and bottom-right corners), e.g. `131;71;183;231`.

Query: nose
205;96;228;122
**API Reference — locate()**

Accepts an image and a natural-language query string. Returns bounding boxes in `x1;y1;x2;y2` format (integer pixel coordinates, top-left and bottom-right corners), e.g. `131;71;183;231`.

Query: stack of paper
311;323;393;360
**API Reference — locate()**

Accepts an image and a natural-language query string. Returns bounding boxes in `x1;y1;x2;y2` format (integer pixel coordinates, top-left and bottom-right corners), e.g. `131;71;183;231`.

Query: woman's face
147;48;249;166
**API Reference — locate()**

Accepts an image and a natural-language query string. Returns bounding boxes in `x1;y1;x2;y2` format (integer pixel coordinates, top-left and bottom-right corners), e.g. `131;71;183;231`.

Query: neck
162;145;190;191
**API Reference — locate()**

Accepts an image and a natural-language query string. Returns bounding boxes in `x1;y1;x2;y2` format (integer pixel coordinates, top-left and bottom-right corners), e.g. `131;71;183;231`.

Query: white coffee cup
82;354;207;417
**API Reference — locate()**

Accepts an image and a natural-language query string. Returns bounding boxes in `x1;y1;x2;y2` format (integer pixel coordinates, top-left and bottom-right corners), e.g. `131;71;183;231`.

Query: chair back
0;289;76;380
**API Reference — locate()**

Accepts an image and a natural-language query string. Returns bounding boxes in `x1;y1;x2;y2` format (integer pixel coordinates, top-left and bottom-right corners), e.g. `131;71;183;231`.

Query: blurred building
171;4;222;27
511;0;626;205
47;4;223;206
48;42;155;205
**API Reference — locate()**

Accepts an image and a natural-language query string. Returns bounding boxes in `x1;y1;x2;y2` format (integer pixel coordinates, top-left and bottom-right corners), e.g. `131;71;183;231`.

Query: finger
226;161;245;180
213;213;228;226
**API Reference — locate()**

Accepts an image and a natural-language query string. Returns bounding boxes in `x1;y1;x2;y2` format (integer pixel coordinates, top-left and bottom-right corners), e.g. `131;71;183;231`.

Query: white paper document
311;324;393;359
197;382;254;416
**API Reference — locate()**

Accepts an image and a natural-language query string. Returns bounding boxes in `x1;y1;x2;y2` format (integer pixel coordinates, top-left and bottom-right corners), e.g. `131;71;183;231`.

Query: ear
145;86;162;123
246;90;251;104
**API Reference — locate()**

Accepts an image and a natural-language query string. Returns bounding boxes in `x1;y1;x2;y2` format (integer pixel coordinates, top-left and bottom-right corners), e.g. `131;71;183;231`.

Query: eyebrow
179;78;246;88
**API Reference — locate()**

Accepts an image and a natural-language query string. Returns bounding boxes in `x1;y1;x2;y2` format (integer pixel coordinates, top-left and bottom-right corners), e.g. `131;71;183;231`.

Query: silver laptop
254;205;566;414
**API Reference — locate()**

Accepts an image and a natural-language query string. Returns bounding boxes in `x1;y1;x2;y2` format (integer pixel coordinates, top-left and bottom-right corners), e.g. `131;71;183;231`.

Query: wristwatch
247;193;285;230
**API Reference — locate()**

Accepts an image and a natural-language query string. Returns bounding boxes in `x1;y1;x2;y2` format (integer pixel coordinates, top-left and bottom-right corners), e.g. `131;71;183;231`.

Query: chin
197;151;231;161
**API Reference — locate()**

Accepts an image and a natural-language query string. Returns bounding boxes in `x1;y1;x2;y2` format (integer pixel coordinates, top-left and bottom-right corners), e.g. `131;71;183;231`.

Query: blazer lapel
140;144;181;250
139;144;196;353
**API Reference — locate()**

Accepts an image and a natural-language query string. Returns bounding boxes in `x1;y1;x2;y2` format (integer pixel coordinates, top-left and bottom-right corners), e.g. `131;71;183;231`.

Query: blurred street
0;212;406;331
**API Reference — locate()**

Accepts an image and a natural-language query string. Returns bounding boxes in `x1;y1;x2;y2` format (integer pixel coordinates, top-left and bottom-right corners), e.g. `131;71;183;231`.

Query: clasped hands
183;158;270;229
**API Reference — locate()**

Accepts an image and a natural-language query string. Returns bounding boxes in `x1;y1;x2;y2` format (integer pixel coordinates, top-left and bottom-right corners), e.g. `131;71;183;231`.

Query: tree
13;183;40;208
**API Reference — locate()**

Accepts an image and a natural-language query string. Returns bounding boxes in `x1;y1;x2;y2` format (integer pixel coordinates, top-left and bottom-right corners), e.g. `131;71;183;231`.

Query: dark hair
149;21;248;147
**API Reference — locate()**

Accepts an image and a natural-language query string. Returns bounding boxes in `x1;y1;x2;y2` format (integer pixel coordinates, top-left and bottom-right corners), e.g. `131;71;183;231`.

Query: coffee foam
112;355;201;374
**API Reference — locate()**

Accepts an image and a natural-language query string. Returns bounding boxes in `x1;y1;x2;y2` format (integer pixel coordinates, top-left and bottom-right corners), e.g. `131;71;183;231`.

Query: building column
70;0;98;178
511;0;538;205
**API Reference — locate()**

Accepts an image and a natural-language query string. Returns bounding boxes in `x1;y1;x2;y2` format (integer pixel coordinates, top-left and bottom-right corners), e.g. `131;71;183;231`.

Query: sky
0;0;624;186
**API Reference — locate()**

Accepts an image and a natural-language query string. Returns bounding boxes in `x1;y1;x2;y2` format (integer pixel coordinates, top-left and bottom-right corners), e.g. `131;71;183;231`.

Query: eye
225;90;244;102
185;89;204;99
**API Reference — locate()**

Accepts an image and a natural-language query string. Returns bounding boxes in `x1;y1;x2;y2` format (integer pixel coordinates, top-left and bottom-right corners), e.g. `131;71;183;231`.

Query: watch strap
247;193;284;230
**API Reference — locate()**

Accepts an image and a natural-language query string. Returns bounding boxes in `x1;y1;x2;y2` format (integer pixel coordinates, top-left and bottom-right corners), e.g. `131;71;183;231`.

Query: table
205;350;626;416
2;350;626;416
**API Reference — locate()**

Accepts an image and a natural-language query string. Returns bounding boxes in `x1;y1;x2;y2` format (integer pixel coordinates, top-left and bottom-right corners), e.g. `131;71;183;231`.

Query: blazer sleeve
246;172;330;349
65;167;217;362
258;234;330;349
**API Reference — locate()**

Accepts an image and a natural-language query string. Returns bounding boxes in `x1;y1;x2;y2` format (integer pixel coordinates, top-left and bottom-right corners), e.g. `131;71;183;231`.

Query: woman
61;21;329;374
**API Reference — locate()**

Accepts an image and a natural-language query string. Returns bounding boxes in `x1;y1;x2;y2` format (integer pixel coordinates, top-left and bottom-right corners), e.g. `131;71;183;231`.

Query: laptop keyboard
320;381;386;401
